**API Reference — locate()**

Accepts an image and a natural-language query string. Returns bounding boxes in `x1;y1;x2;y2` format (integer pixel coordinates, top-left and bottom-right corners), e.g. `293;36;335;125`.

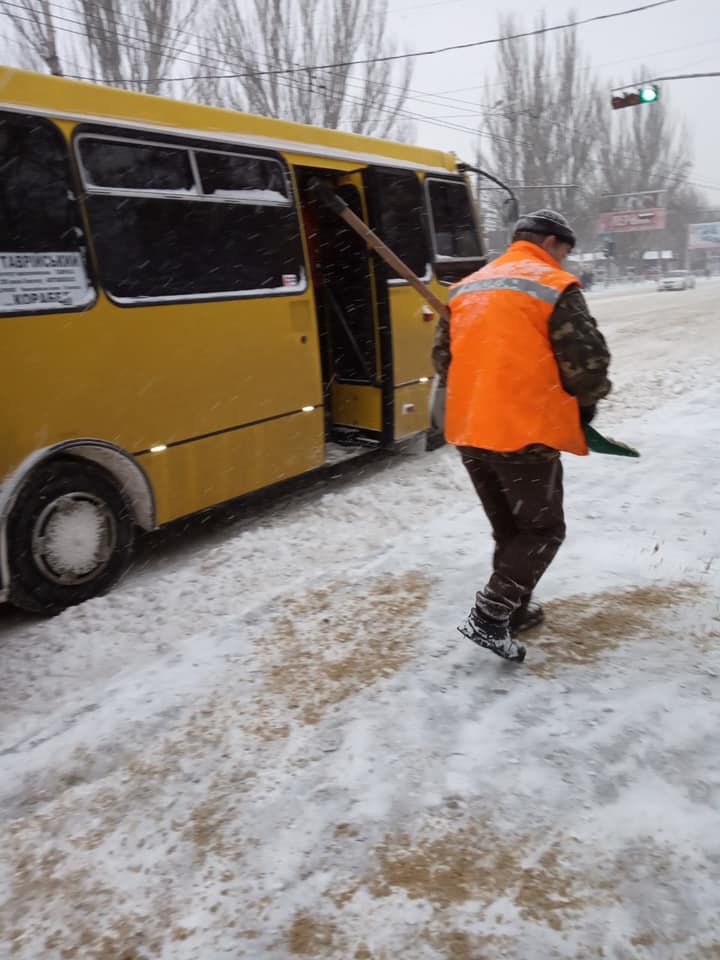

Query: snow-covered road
2;281;720;959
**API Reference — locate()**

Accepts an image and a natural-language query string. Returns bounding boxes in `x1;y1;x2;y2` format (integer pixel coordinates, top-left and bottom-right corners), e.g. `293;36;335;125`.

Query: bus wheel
7;457;135;614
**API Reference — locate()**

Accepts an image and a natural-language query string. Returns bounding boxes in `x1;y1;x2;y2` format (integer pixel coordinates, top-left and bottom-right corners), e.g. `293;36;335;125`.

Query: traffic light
639;85;659;103
611;85;659;109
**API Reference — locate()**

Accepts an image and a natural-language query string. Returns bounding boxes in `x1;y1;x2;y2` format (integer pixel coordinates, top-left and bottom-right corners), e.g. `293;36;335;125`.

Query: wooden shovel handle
310;179;450;322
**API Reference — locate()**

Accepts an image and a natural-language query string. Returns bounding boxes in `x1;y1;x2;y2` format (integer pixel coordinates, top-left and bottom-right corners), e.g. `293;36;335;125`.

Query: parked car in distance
657;269;696;291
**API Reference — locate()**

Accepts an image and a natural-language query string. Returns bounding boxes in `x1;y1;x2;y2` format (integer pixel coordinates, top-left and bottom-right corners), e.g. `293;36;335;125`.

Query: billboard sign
597;190;666;233
688;222;720;250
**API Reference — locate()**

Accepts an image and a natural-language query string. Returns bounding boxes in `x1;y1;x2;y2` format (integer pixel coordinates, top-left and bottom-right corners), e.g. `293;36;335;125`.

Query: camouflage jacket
431;285;612;461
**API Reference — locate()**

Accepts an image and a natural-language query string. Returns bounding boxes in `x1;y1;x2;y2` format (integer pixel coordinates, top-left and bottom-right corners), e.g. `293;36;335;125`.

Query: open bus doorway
296;167;386;447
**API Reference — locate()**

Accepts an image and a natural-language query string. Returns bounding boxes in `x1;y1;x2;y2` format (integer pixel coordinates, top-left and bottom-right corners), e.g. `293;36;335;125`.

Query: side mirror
502;196;519;225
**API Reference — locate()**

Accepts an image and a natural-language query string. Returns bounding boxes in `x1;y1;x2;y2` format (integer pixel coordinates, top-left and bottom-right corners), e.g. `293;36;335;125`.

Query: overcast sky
0;0;716;203
386;0;720;202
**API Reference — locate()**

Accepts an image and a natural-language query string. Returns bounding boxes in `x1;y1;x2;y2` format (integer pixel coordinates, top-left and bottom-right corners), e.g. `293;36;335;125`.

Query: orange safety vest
445;240;588;456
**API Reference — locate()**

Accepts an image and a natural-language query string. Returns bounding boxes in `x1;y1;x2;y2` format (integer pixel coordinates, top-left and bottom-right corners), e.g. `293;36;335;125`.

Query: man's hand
580;403;597;424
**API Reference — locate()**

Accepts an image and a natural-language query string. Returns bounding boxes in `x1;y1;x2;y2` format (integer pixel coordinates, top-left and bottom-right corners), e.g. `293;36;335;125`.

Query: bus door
364;166;439;442
364;168;485;442
296;166;388;447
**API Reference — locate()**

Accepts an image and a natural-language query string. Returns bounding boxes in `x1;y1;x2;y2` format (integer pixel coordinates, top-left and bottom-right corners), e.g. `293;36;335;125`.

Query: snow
2;283;720;958
39;495;108;578
205;188;290;204
91;185;203;195
389;262;432;285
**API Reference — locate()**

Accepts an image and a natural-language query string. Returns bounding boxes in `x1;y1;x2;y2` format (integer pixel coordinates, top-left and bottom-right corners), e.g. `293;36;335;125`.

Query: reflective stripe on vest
448;275;563;306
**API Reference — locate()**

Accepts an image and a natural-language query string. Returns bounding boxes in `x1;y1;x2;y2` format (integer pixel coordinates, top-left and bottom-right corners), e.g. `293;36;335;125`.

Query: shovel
583;422;640;458
308;178;449;321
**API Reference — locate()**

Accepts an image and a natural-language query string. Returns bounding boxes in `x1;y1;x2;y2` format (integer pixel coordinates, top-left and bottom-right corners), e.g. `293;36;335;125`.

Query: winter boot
510;601;545;638
458;607;526;663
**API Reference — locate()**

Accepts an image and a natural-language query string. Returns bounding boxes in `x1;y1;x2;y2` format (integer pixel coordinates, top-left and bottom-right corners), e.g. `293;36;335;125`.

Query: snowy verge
1;286;720;959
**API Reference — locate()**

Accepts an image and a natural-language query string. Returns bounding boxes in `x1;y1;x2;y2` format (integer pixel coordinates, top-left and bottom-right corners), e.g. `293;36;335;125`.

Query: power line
7;6;715;193
1;0;538;149
4;0;479;122
6;0;716;194
5;0;253;74
57;0;682;85
22;0;710;122
5;0;703;134
0;0;571;135
0;1;219;76
436;33;720;97
7;0;708;147
0;28;88;71
477;99;720;193
2;0;506;130
477;122;720;195
0;0;602;145
393;34;720;118
9;17;716;195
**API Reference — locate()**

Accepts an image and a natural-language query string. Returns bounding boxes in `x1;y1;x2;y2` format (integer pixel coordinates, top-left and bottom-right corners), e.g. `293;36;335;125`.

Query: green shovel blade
583;423;640;458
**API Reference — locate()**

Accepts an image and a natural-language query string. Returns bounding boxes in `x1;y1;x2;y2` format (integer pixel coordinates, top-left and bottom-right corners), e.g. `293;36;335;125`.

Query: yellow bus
0;67;485;613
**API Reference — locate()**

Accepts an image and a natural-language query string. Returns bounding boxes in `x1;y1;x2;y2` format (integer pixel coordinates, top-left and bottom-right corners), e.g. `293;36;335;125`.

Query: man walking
432;210;611;662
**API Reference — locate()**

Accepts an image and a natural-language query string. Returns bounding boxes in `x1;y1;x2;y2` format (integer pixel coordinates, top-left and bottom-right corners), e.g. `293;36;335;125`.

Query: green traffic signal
611;84;660;109
639;85;659;103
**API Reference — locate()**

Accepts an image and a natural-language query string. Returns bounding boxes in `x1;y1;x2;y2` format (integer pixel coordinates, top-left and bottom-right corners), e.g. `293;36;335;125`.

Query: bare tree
78;0;203;94
2;0;413;136
595;75;692;258
1;0;64;75
1;0;203;94
478;14;605;247
477;12;701;263
598;78;690;195
200;0;413;138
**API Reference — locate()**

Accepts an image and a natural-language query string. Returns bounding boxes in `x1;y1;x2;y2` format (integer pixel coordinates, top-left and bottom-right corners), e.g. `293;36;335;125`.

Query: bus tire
7;456;135;615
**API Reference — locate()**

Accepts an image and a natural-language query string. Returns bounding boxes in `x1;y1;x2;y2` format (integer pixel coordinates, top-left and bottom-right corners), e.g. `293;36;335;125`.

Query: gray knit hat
514;209;576;248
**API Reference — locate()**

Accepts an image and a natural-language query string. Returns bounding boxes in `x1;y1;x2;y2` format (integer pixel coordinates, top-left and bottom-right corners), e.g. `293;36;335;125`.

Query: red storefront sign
597;208;666;233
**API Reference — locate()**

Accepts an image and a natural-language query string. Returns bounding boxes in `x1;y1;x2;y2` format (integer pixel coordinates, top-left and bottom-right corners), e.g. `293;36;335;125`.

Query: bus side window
76;135;305;303
195;150;291;203
373;169;430;281
0;111;94;315
425;178;484;283
80;138;195;193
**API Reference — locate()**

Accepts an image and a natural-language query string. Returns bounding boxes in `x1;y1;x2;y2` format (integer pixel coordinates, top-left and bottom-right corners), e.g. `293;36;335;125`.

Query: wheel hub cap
32;493;116;586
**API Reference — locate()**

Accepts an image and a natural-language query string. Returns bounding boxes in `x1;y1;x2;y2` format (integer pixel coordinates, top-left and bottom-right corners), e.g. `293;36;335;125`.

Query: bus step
330;426;380;447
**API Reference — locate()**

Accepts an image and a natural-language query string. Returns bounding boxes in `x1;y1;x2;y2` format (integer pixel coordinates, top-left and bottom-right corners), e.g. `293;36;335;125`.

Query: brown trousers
460;450;566;619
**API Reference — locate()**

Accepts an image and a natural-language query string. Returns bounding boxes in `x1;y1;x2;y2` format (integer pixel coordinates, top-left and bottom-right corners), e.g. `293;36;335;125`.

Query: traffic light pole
611;73;720;108
614;71;720;86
